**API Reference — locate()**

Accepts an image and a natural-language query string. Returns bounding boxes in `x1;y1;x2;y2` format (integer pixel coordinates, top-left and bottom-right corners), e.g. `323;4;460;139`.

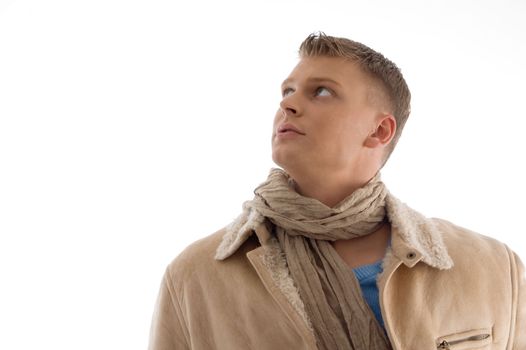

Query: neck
289;167;379;208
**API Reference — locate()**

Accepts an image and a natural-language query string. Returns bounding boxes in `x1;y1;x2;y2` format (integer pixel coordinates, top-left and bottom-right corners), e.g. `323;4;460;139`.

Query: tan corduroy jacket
149;200;525;350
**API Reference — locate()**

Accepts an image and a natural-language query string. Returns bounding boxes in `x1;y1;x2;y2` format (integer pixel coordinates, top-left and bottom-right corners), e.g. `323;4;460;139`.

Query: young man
149;33;525;349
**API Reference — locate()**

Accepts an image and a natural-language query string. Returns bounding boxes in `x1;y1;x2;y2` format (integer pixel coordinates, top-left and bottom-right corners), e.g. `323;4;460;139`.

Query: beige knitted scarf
243;168;392;350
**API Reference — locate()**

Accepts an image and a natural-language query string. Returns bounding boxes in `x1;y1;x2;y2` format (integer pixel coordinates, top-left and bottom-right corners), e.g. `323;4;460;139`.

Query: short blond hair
299;32;411;166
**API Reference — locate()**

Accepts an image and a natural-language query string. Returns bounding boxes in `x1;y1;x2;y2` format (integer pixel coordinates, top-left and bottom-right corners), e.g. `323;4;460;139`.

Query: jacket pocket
436;327;492;349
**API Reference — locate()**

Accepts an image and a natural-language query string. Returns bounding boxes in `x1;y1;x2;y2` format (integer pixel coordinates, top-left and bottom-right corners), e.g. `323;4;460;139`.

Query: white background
1;0;525;349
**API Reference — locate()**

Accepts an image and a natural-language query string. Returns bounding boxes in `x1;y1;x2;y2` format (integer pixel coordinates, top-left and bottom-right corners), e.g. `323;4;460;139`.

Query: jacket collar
384;195;453;270
216;194;453;270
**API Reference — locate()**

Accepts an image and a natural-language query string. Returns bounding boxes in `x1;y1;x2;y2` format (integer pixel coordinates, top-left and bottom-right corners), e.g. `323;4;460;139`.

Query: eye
315;86;332;97
282;87;294;97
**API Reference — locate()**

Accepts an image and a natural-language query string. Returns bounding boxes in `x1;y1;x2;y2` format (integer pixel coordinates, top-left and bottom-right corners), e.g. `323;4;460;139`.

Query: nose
279;94;300;117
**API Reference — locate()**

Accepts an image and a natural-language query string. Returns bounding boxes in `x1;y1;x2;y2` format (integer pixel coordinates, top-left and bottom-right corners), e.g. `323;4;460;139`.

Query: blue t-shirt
352;260;385;329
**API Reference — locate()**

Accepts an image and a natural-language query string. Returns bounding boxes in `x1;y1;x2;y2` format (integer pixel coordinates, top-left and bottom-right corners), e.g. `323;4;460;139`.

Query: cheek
320;116;364;152
319;113;353;138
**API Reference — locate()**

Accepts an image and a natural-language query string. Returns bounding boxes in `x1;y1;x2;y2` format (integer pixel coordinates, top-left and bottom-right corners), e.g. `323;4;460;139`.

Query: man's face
272;56;380;175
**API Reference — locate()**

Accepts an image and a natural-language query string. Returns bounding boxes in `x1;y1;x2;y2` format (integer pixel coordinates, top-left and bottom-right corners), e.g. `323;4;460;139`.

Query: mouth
277;123;305;135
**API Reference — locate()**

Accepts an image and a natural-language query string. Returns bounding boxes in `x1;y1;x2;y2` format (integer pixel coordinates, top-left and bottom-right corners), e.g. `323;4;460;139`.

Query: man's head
272;33;411;180
299;33;411;164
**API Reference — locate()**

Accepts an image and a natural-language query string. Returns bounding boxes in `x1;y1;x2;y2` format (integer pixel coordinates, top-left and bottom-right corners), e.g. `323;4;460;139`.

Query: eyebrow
281;77;342;89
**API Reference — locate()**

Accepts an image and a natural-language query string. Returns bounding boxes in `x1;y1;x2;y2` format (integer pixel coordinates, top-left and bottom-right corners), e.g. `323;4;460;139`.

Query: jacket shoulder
166;228;224;280
432;217;511;255
430;218;519;276
165;227;260;287
168;228;225;271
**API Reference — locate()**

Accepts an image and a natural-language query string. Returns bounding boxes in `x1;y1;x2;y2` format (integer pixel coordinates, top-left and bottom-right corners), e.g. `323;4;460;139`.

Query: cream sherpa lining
384;195;453;270
215;194;454;328
215;206;265;260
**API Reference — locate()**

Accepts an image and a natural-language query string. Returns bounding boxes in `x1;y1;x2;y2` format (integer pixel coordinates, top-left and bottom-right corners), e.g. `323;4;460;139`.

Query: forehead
283;56;369;87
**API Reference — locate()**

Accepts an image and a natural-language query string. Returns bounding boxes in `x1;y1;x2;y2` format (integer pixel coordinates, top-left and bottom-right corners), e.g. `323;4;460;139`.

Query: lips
277;123;305;135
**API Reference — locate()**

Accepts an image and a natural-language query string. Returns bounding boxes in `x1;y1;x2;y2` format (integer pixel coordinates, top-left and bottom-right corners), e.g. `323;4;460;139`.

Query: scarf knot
246;168;388;240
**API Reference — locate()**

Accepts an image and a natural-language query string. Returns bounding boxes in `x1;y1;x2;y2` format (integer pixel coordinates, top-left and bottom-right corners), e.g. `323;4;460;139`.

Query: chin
272;151;292;171
272;151;302;176
271;151;284;169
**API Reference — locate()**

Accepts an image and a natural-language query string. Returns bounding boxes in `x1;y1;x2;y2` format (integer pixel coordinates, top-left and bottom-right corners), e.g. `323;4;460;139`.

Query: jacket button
406;252;416;259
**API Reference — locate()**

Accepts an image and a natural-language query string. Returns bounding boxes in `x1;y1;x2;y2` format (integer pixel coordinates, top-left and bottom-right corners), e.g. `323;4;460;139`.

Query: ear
364;114;397;149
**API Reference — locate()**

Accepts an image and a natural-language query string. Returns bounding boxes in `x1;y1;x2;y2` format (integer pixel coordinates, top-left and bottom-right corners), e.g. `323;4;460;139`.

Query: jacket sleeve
511;250;525;349
148;268;190;350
